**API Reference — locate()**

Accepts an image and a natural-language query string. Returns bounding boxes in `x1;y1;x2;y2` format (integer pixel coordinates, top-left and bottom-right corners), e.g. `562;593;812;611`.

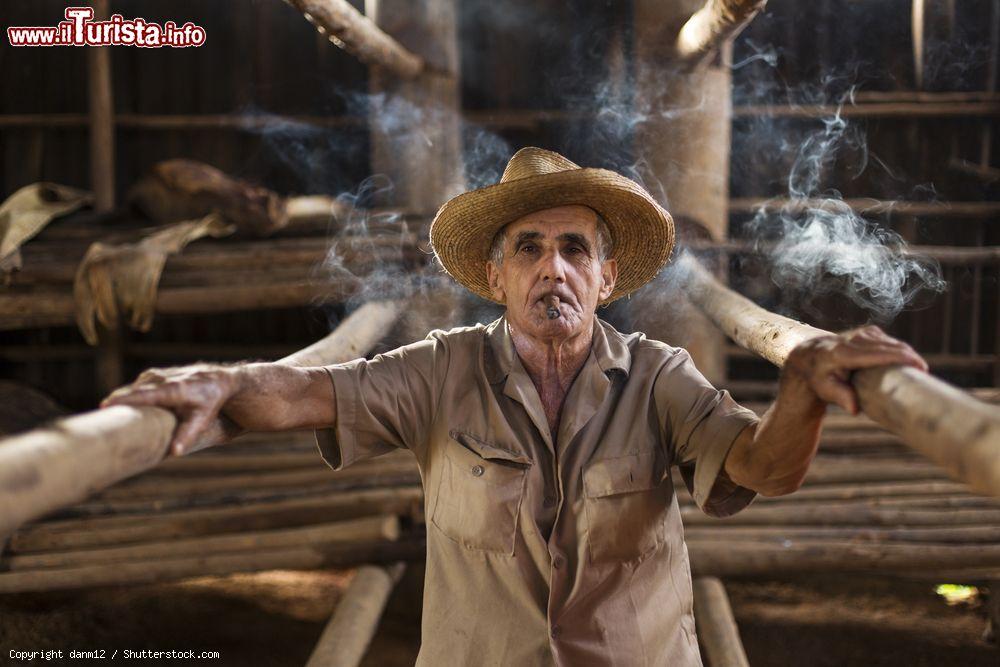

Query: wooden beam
284;0;425;79
689;538;1000;576
678;254;1000;498
9;486;422;553
675;0;769;65
305;563;406;667
733;101;1000;118
0;300;402;537
692;577;750;667
729;197;1000;218
0;536;423;593
3;516;399;571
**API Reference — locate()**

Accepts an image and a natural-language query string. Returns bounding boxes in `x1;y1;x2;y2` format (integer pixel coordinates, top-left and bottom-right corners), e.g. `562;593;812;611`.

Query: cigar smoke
544;295;561;320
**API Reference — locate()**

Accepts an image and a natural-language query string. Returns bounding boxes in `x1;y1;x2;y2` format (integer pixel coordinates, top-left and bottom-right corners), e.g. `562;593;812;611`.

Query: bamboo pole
688;539;1000;576
675;0;768;65
305;563;406;667
692;577;750;667
728;197;1000;218
9;486;422;553
0;300;402;537
680;503;1000;526
0;537;424;593
4;516;399;571
677;254;1000;498
684;525;1000;544
284;0;425;79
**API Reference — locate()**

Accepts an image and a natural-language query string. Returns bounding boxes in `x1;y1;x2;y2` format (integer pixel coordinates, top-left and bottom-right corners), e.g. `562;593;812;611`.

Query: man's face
486;205;617;341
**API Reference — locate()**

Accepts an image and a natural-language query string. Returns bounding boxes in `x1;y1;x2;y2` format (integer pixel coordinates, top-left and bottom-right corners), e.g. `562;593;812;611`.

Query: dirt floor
0;569;995;666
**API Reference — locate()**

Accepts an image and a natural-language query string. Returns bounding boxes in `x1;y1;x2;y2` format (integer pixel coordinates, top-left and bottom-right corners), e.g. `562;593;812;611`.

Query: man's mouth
542;294;561;320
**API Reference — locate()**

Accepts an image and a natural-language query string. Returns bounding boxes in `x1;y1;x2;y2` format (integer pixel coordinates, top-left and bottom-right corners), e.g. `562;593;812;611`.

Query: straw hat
429;147;674;305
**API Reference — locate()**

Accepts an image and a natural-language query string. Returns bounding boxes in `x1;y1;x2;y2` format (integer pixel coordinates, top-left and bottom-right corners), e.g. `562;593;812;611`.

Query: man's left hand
784;325;928;415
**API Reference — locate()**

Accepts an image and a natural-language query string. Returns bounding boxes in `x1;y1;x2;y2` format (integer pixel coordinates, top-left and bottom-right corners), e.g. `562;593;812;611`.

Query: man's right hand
100;362;336;457
101;363;241;456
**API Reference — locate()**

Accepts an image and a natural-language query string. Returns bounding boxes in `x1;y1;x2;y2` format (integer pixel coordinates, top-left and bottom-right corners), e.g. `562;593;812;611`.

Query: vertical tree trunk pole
693;577;750;667
88;0;115;213
633;0;733;383
368;0;466;331
88;0;123;392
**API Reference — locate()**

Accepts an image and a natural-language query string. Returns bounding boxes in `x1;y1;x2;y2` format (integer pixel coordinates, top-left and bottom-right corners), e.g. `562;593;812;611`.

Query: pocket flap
449;430;532;466
584;451;661;498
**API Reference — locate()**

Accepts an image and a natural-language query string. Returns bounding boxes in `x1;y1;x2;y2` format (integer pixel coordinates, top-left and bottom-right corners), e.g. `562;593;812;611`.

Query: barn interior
1;0;999;665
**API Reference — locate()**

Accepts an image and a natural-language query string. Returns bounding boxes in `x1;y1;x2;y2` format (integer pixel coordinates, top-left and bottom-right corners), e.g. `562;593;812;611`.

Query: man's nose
540;248;567;283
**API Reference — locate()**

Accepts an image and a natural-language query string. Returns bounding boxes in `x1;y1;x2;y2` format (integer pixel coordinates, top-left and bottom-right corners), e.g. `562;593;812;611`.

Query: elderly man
104;148;927;665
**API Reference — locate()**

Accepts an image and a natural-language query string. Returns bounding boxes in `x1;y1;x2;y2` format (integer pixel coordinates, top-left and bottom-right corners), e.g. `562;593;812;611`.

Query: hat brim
429;168;674;305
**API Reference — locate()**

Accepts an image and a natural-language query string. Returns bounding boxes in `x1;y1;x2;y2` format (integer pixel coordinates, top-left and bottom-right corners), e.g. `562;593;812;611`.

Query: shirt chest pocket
583;450;669;564
431;430;532;556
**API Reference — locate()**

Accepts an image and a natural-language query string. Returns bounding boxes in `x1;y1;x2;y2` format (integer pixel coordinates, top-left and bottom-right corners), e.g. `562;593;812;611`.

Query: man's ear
598;258;617;301
486;260;507;303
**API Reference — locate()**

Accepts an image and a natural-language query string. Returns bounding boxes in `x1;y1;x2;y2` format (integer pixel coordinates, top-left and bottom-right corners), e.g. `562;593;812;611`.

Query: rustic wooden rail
0;300;402;538
675;0;769;65
678;253;1000;498
284;0;425;79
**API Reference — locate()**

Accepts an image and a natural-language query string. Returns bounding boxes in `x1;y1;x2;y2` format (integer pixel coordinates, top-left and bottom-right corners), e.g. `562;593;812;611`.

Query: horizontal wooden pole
684;525;1000;544
286;0;425;79
4;515;399;571
729;197;1000;218
678;254;1000;498
733;101;1000;118
0;536;425;593
0;301;402;537
689;538;1000;576
680;502;1000;526
306;563;406;667
9;486;422;553
57;470;420;519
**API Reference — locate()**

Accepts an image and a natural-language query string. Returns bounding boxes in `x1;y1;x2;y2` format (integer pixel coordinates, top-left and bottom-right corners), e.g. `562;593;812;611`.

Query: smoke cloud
745;100;946;322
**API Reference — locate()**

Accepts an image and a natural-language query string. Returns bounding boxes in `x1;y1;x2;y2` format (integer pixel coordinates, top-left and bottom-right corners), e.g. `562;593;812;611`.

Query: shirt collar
484;314;631;384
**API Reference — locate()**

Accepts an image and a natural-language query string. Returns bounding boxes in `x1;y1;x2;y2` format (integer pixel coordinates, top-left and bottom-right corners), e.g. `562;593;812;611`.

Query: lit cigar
544;295;560;320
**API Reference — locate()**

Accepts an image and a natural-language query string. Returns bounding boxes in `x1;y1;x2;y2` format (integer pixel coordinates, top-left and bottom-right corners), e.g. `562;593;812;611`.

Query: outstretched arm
723;325;927;496
101;362;335;456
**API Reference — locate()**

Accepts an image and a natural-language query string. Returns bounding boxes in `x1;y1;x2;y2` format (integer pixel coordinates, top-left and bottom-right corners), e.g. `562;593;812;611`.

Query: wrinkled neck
508;319;593;393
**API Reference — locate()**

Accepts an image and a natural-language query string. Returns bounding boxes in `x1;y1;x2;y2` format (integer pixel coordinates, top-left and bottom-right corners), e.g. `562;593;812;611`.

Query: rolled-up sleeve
315;331;448;470
654;349;760;517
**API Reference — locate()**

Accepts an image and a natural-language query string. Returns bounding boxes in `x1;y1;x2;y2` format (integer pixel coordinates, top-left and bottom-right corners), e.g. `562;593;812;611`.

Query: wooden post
0;300;403;537
88;0;123;392
632;0;752;383
305;563;407;667
367;0;465;214
368;0;466;330
911;0;955;90
88;0;115;212
677;254;1000;498
693;577;750;667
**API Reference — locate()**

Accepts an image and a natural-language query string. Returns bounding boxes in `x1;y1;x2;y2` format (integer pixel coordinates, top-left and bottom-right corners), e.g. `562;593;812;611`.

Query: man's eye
520;244;537;254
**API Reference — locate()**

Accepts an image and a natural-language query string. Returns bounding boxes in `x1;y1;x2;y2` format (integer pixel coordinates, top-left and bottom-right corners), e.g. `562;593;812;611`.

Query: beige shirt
316;316;759;666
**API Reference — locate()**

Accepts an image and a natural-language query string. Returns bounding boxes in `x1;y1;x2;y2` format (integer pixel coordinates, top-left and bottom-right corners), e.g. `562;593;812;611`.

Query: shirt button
471;465;485;477
550;625;561;639
552;554;565;570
